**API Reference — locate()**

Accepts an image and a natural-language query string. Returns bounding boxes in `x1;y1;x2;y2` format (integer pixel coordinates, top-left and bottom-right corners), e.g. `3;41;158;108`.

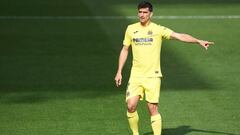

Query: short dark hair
138;1;153;12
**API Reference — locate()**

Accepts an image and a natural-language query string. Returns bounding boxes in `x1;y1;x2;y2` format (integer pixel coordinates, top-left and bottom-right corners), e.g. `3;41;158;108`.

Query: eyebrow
138;11;149;13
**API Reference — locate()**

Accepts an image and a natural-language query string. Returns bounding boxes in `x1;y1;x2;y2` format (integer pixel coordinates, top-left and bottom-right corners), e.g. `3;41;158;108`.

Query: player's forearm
171;32;214;50
117;47;129;74
176;33;200;44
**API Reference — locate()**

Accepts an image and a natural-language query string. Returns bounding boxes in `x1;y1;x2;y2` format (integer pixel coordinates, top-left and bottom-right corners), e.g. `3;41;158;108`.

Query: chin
140;20;145;23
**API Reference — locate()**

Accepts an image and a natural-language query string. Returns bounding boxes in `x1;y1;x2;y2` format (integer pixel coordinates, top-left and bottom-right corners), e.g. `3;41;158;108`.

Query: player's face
138;8;152;25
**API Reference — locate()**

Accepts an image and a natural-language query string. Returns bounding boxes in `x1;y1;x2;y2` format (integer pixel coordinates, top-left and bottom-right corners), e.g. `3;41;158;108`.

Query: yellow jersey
123;22;173;77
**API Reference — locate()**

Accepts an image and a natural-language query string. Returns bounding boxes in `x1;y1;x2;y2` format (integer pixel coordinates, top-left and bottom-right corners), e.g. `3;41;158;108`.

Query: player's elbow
122;46;129;53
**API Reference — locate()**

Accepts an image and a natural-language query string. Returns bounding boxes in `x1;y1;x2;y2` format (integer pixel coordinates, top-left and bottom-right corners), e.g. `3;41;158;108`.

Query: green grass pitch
0;0;239;135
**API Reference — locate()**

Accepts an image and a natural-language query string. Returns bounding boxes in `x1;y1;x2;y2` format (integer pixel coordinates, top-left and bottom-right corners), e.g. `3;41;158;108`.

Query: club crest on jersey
147;30;153;35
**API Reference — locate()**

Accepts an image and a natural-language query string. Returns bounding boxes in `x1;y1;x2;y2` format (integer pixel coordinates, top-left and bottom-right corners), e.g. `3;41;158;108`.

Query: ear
150;12;153;18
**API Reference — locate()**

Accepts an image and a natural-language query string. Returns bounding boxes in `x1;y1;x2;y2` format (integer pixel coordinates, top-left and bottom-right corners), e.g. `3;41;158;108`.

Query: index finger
208;42;214;45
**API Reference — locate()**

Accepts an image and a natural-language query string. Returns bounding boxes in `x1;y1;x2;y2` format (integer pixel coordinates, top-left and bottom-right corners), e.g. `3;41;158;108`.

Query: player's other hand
198;40;214;50
114;73;122;87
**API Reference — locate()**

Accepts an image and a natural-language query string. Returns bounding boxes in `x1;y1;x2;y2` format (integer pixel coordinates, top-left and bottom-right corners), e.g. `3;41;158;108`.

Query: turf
0;0;239;135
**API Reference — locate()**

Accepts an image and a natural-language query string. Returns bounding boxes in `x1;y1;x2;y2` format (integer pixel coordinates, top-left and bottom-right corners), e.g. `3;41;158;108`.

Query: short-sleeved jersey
123;22;173;77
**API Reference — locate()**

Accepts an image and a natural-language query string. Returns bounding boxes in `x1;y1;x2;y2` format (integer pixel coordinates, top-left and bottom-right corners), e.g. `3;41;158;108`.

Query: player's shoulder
151;22;165;29
127;22;140;29
156;24;172;33
127;22;161;28
151;22;160;27
124;22;140;33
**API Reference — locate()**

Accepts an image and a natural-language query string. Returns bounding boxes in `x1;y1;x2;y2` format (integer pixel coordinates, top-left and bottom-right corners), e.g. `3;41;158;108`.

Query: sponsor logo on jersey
133;38;153;42
133;38;153;45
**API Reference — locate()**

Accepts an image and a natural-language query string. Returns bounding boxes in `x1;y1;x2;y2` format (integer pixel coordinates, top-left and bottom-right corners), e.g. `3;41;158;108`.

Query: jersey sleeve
160;26;173;40
123;26;132;46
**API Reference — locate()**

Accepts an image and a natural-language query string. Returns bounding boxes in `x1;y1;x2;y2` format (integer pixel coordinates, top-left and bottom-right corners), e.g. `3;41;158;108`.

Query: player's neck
140;20;151;27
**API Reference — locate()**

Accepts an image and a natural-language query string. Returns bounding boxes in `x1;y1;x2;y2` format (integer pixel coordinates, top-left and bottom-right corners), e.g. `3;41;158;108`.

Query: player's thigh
144;77;161;103
126;78;144;102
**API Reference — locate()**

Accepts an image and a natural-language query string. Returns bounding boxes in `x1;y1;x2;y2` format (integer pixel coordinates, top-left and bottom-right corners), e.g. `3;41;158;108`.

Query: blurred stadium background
0;0;239;134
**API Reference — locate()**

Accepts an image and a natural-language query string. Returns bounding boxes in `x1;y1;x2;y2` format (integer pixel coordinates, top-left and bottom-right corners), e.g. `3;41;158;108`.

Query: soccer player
114;1;214;135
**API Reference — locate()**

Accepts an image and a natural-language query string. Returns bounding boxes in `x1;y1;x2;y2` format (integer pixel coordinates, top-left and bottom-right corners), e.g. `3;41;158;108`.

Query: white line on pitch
0;15;240;20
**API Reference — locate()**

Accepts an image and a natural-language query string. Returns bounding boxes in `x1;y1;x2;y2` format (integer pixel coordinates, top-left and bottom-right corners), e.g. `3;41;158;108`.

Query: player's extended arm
170;32;214;50
115;45;129;87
